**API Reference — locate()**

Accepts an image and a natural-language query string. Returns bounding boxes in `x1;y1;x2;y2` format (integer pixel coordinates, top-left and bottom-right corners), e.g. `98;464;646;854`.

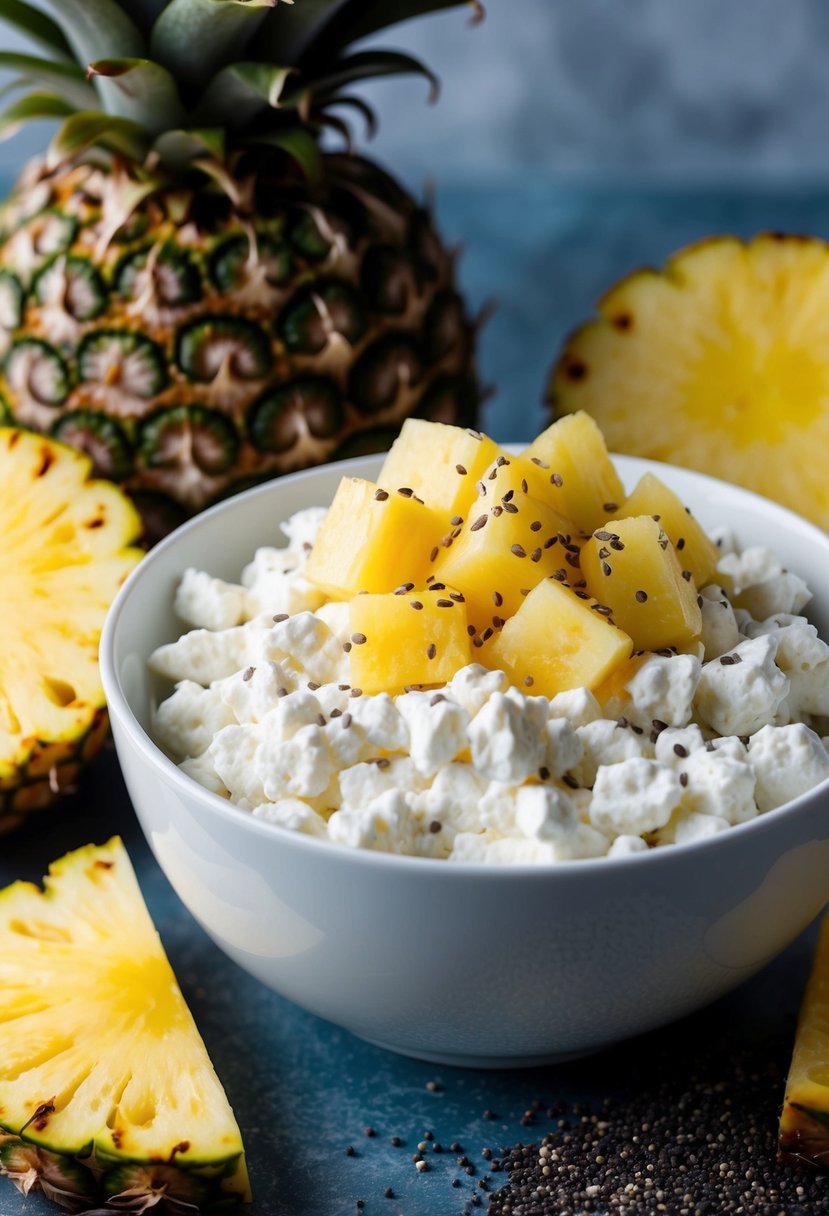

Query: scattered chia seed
397;486;413;497
426;643;437;660
493;590;504;607
550;473;564;487
273;613;289;622
674;743;689;758
471;514;488;532
390;1136;402;1147
429;820;442;834
486;1032;821;1216
426;1080;441;1092
373;488;389;500
345;1145;356;1157
242;666;255;682
680;771;689;787
511;544;527;558
456;464;468;475
383;1186;394;1199
350;687;363;697
635;589;648;603
410;599;424;610
351;632;367;645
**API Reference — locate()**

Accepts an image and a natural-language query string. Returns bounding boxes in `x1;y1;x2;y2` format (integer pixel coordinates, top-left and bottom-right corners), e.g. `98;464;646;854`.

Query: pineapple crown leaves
0;0;484;189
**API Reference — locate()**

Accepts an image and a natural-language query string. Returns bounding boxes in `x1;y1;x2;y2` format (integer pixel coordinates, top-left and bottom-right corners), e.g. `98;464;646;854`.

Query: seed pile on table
486;1036;827;1216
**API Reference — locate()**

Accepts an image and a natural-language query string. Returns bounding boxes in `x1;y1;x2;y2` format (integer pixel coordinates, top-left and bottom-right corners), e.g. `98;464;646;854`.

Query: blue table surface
3;180;829;1216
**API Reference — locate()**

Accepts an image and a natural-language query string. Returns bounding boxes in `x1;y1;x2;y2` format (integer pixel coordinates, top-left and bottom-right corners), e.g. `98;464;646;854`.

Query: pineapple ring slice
550;233;829;530
0;428;141;830
0;838;250;1208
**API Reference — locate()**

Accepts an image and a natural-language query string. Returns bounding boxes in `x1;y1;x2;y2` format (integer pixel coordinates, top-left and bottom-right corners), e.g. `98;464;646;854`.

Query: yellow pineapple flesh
432;469;580;636
0;838;250;1209
608;471;720;588
550;234;829;529
348;588;471;693
377;419;500;524
580;515;702;652
780;915;829;1166
522;411;626;532
485;576;633;699
0;429;141;832
305;476;442;598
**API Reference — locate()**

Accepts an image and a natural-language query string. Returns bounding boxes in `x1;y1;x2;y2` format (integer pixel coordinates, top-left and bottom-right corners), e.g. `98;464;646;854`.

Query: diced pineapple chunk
486;577;633;698
608;472;719;588
476;451;582;517
306;477;441;598
348;588;471;693
432;485;580;636
580;515;702;651
522;411;625;532
377;419;500;522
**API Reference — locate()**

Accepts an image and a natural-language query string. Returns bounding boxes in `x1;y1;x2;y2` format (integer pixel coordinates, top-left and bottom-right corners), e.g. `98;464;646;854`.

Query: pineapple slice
377;419;501;522
550;234;829;530
522;411;626;532
485;576;633;698
432;472;581;636
305;476;442;598
0;429;141;833
780;915;829;1166
348;587;471;693
608;472;720;589
580;516;702;652
0;838;250;1210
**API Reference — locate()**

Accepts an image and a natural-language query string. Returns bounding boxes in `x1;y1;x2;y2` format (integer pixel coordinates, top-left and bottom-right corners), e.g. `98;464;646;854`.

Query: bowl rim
100;450;829;880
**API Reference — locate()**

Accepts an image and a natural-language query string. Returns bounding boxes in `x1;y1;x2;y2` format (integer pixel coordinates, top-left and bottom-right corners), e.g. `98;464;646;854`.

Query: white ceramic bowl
101;454;829;1067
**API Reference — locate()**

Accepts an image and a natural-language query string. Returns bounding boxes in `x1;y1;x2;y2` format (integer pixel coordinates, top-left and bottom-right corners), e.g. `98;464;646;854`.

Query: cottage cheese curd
150;508;829;863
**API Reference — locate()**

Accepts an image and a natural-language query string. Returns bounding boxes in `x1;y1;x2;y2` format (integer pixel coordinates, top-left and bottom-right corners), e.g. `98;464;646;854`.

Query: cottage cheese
150;507;829;864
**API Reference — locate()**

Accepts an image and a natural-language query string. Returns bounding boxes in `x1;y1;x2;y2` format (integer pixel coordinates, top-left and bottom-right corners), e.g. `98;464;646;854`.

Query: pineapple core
378;418;501;522
522;411;626;532
306;476;442;598
580;515;702;651
348;589;471;693
486;577;633;698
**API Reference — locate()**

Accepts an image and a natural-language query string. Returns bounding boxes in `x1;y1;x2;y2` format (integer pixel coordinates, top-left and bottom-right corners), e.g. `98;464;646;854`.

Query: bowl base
357;1034;594;1070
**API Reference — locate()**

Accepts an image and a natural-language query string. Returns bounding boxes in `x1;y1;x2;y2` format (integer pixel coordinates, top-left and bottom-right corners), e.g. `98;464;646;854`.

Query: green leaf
39;0;145;63
87;58;186;133
47;110;149;167
320;0;483;49
261;0;482;63
117;0;169;36
194;61;293;128
149;0;278;93
151;126;226;169
247;126;322;185
323;94;377;139
0;0;73;61
0;91;75;141
0;52;98;110
288;50;439;105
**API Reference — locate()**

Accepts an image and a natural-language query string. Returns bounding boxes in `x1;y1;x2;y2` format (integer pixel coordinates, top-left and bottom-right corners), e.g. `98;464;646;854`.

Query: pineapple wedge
0;429;141;832
580;516;702;652
780;916;829;1167
0;838;250;1211
550;234;829;530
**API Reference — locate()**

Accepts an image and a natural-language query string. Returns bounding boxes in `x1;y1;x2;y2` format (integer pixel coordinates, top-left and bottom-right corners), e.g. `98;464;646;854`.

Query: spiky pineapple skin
0;154;480;543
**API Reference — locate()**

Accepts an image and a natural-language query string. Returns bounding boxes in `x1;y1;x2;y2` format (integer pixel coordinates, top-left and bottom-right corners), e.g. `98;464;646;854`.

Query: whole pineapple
0;0;483;542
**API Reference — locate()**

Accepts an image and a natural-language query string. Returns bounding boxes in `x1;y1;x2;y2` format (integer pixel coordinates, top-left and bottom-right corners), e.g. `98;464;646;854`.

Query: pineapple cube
432;490;580;635
608;472;719;588
580;515;702;651
348;588;471;693
476;451;582;520
486;577;633;698
522;411;625;532
377;419;500;522
306;477;442;598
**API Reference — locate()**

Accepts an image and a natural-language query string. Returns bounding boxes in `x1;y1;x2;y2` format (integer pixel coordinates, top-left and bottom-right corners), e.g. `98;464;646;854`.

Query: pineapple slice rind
0;839;250;1197
780;916;829;1165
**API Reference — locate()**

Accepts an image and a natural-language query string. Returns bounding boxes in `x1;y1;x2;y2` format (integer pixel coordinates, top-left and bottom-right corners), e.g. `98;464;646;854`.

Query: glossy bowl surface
101;454;829;1066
